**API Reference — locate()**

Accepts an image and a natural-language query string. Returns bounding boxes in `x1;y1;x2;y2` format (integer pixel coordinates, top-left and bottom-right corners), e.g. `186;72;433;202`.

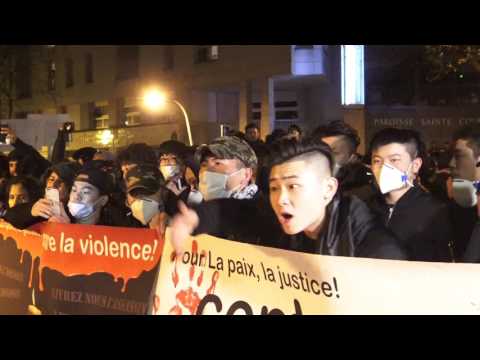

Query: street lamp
142;89;193;146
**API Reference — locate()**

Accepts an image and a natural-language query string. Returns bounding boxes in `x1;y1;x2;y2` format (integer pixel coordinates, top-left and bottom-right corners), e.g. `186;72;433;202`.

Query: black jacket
193;193;407;260
3;202;44;230
50;129;67;164
367;186;453;262
449;202;477;261
463;220;480;263
336;161;374;201
13;137;52;178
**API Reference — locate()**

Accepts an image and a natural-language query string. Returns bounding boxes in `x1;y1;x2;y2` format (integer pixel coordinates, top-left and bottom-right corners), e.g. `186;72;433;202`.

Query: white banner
151;229;480;315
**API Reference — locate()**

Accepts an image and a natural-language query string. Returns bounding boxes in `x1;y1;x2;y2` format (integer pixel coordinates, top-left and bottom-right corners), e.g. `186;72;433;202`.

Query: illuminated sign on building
341;45;365;106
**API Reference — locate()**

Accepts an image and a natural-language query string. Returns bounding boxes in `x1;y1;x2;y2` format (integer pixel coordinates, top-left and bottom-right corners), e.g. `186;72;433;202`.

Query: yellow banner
150;229;480;315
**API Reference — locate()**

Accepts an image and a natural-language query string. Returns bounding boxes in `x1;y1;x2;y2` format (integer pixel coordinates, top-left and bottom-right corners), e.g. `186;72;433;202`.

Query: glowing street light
143;89;167;113
142;89;193;146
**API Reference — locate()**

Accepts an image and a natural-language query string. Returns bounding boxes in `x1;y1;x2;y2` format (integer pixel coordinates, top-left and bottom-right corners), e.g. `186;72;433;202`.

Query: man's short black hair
245;123;259;132
369;128;426;160
288;124;302;135
72;147;97;162
265;128;287;145
313;120;361;153
267;136;334;174
116;143;158;167
453;125;480;157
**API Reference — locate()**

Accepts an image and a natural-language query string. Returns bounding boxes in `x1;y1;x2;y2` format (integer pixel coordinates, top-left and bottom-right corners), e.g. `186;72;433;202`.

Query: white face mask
377;163;412;195
131;198;160;225
452;179;480;208
187;189;203;206
160;165;181;182
199;169;244;201
68;202;95;219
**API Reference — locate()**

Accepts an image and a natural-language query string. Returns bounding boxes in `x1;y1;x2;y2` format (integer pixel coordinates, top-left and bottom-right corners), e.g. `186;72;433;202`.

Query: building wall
15;45;291;129
14;45;349;149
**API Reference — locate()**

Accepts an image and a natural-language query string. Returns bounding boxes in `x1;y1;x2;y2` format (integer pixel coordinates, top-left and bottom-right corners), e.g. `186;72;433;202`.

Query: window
295;45;314;50
116;46;139;80
65;58;74;88
47;60;56;91
251;100;299;122
85;53;94;84
341;45;365;106
164;46;174;71
92;101;109;129
95;115;109;129
195;46;219;64
123;97;142;126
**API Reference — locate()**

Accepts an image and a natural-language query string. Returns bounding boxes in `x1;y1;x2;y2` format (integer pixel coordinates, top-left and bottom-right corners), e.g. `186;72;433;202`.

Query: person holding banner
367;128;453;262
2;161;80;229
169;137;406;260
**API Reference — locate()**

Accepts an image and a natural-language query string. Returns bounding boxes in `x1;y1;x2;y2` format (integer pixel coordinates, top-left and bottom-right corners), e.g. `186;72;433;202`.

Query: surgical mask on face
187;189;203;206
199;169;243;201
378;163;413;195
160;165;181;181
452;179;480;208
131;198;160;226
68;202;95;219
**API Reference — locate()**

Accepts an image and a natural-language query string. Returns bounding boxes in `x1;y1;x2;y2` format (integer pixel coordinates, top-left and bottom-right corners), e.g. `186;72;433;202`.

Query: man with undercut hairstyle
167;137;406;261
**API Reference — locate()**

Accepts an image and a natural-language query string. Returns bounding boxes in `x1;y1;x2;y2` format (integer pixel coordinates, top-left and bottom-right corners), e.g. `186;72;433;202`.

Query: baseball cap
74;166;113;195
195;136;258;168
125;163;164;195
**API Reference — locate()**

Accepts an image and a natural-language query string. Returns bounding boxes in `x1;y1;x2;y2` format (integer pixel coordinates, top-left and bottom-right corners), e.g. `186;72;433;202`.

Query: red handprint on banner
169;240;219;315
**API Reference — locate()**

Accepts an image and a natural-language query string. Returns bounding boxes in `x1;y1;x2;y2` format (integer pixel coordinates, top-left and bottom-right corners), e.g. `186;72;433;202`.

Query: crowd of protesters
2;119;480;265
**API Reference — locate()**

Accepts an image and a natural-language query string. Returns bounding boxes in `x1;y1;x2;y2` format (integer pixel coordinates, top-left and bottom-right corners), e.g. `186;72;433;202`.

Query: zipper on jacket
386;206;395;226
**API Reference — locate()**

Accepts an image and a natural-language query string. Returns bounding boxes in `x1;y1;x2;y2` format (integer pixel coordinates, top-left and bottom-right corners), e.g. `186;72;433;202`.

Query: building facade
13;45;355;153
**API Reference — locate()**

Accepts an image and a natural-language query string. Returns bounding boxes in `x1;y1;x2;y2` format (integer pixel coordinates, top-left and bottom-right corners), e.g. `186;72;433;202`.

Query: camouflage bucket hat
195;136;258;168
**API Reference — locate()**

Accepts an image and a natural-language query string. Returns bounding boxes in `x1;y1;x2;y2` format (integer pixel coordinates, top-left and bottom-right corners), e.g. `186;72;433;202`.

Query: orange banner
0;220;165;314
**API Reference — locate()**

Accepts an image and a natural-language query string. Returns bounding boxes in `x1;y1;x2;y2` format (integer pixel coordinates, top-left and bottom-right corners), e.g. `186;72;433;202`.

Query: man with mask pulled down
366;128;453;262
49;166;124;226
